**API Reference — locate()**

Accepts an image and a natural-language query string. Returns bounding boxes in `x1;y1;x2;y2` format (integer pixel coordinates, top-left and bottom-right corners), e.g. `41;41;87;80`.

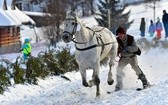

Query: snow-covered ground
1;47;168;105
1;0;168;105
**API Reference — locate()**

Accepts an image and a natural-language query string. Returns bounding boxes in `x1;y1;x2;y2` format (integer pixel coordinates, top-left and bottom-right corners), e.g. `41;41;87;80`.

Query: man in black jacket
162;10;168;38
115;26;150;91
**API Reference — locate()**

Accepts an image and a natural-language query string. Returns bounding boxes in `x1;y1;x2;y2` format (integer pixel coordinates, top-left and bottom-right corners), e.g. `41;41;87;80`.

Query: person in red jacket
155;17;163;39
115;26;150;91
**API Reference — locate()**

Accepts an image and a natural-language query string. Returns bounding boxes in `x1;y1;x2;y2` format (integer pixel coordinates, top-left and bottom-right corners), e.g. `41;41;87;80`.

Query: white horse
62;12;118;96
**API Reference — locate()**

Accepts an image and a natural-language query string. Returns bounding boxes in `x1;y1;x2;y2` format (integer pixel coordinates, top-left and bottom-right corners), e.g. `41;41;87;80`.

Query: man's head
116;26;126;40
163;10;167;14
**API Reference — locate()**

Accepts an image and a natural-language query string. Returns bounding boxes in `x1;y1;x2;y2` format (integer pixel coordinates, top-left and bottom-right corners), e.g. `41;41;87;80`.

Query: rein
75;42;116;51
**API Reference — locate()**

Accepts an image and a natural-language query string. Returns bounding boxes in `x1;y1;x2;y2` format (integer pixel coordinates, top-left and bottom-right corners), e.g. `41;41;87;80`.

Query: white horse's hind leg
107;63;114;85
107;60;114;85
107;45;117;85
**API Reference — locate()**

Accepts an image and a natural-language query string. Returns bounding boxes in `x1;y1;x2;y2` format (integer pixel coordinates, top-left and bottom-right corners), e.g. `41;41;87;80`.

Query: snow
1;1;168;105
10;8;35;25
23;11;49;17
0;9;21;26
0;0;35;26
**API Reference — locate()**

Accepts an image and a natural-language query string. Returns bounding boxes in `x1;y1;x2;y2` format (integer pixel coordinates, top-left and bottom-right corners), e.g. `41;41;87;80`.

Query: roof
24;11;50;17
0;9;21;26
11;8;36;25
0;0;35;26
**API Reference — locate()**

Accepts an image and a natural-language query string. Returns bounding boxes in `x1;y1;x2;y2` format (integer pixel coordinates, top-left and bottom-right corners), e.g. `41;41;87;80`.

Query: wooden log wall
0;26;20;47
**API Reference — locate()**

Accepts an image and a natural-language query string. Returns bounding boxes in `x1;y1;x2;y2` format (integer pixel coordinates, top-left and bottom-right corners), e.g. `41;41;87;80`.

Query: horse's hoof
82;82;89;87
108;79;114;85
96;92;100;97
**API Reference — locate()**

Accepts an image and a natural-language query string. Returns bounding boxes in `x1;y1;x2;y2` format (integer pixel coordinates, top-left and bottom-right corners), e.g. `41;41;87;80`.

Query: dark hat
163;10;166;13
116;26;126;35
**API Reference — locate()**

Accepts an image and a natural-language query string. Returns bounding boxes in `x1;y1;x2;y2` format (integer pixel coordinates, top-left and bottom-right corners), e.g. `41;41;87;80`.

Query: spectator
162;10;168;38
148;20;155;37
139;17;146;37
155;17;163;39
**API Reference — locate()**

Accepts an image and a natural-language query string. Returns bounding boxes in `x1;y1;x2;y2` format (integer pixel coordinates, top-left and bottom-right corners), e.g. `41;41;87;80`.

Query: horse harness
75;27;115;55
63;16;115;54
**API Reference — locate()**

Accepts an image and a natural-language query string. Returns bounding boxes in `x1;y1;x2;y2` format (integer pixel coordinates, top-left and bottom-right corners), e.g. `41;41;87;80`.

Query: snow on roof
0;0;35;26
24;11;50;17
0;9;21;26
11;8;36;25
4;10;22;25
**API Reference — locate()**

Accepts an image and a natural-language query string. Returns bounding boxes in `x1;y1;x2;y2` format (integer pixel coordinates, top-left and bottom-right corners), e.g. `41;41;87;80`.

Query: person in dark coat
162;10;168;38
115;26;150;91
139;17;146;37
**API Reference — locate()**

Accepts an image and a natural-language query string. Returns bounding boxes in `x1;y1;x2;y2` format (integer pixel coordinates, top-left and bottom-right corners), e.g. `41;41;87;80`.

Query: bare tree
43;0;95;47
43;0;67;47
144;0;160;23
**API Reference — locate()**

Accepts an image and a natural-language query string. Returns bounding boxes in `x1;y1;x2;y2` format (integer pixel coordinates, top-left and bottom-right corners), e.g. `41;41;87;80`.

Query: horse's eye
72;22;75;25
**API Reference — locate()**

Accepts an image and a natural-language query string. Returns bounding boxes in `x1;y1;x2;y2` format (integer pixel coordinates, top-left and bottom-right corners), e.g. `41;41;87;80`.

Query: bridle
63;17;78;40
63;16;95;44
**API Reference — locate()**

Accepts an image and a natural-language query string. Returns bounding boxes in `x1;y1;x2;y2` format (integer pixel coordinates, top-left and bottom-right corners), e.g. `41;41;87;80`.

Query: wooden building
0;0;35;54
0;26;21;54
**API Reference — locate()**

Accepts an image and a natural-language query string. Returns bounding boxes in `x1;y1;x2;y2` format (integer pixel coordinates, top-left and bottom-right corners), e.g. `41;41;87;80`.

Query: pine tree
96;0;134;34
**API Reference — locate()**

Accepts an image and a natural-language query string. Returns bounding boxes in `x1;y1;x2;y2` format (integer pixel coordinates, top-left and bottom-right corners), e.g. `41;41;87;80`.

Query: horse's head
62;12;79;43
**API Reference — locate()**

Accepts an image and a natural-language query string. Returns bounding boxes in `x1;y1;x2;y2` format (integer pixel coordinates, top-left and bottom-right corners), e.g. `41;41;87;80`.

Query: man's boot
115;83;123;91
115;76;123;91
138;73;150;89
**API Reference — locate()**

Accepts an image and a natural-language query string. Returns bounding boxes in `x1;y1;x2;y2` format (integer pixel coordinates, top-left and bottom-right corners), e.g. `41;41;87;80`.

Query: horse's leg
107;62;114;85
92;64;100;97
107;45;117;85
107;51;115;85
95;75;100;96
79;66;89;87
